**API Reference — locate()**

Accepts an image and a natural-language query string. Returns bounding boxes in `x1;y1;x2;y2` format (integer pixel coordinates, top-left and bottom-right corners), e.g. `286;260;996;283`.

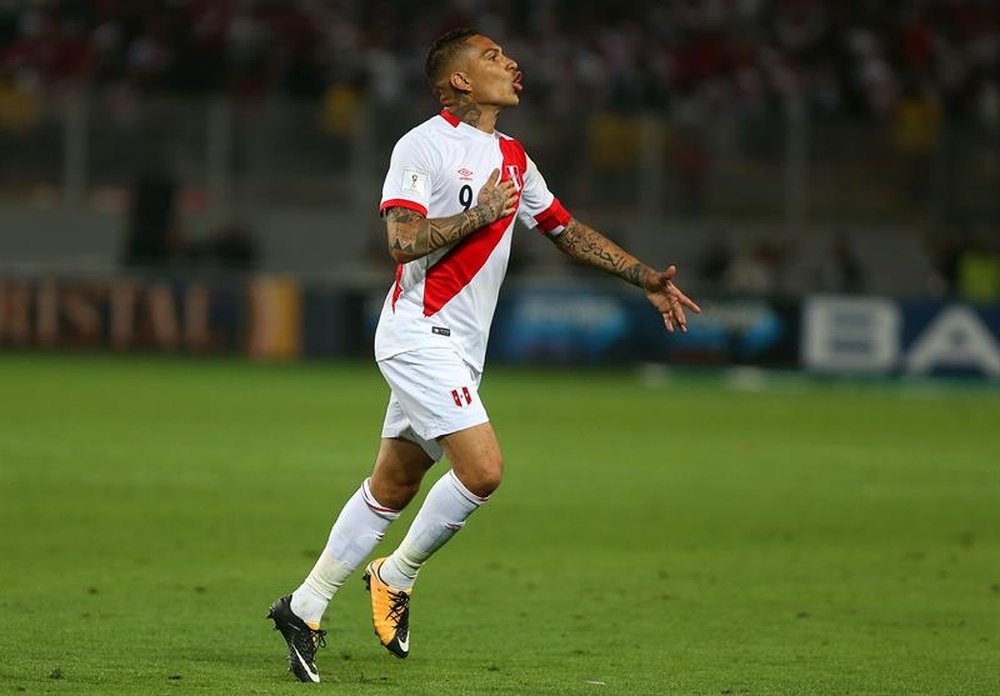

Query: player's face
460;35;522;108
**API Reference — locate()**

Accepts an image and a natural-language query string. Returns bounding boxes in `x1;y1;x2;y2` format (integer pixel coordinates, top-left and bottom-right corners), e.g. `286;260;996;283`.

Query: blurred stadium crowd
0;1;998;299
2;0;997;117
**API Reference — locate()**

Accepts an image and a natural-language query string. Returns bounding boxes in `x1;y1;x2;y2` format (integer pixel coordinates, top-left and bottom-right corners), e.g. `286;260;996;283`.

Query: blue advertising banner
491;287;632;363
490;285;799;366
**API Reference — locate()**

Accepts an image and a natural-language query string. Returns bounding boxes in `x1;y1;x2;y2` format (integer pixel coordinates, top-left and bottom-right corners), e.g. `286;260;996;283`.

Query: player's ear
449;71;472;93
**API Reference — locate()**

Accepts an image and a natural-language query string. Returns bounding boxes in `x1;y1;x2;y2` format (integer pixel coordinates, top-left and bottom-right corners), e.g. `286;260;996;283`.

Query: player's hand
477;168;519;222
644;265;701;333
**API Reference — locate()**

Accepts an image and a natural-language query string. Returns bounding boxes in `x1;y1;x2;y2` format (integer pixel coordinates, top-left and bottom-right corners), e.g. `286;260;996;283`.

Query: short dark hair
424;27;481;88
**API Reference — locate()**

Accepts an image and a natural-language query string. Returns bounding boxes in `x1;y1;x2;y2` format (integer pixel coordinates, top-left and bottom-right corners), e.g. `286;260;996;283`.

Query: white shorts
378;347;488;462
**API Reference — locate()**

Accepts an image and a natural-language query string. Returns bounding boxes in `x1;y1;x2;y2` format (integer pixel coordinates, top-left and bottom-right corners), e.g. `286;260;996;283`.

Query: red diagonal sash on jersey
422;138;527;317
390;263;404;311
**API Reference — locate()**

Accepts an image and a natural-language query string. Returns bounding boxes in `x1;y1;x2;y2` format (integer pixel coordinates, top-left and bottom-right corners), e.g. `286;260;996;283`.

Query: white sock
379;470;487;590
291;478;399;625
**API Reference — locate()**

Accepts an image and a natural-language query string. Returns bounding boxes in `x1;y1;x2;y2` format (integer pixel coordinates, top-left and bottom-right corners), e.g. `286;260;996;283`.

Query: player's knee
390;480;422;509
370;474;421;510
464;453;503;497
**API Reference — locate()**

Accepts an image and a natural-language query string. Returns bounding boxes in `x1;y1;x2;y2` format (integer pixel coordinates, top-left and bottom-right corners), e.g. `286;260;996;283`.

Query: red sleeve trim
380;198;428;217
533;198;572;233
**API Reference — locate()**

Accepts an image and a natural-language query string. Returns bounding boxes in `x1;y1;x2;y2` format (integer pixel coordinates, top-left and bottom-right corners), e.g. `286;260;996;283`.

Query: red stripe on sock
448;470;490;503
362;481;400;515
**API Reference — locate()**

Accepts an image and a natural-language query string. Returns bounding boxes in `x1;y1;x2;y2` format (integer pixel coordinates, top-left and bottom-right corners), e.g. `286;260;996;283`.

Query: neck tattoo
451;97;482;128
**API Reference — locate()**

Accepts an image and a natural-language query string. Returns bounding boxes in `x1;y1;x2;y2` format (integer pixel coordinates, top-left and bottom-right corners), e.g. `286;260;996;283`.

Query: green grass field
0;354;998;695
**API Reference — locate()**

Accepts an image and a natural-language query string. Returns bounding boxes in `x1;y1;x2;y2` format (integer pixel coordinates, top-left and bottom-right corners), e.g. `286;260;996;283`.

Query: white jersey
375;110;572;371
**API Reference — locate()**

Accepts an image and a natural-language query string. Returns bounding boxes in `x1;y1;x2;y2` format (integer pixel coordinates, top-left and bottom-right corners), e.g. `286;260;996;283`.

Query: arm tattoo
385;205;493;263
551;219;652;290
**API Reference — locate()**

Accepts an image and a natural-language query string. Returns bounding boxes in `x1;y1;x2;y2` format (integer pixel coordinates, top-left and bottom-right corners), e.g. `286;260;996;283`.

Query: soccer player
268;28;700;683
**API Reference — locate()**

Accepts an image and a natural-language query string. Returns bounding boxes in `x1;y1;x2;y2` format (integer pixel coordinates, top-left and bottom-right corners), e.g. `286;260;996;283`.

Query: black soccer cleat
267;594;327;683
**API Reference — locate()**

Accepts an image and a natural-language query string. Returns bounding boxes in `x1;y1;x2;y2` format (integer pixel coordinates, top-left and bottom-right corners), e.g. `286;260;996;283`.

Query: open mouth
512;71;523;93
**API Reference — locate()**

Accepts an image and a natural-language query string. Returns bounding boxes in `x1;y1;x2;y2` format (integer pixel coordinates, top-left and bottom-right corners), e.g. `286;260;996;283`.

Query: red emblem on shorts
457;168;474;181
451;387;473;407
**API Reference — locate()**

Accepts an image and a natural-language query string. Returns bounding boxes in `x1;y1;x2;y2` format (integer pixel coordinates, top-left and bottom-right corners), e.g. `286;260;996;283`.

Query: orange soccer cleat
362;558;412;658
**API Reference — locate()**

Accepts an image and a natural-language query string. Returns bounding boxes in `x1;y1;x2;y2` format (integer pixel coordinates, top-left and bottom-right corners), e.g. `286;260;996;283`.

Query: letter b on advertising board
803;297;900;373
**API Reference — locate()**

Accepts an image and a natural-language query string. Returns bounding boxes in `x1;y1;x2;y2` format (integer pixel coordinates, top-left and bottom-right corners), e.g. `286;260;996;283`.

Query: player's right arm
516;153;700;333
385;169;518;263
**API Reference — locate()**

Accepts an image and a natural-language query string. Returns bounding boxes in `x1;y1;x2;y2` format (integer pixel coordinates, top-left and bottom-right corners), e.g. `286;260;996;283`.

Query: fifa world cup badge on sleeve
403;169;428;195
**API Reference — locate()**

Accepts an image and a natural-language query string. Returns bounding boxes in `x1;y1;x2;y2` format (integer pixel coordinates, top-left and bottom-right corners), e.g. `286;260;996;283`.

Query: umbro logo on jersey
457;168;474;181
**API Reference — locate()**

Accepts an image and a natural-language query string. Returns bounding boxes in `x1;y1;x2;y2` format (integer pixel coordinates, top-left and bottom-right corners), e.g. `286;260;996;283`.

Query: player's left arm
548;219;701;332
